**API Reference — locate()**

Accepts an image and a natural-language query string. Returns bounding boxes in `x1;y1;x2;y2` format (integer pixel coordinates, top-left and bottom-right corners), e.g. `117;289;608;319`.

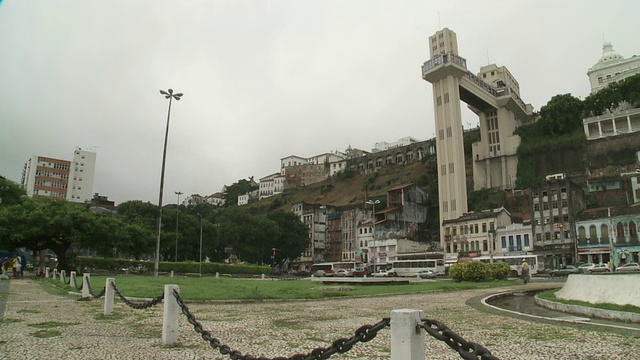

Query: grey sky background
1;1;639;205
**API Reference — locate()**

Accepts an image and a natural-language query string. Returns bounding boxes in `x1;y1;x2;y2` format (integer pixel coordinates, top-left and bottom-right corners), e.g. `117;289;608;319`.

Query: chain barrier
85;278;105;298
172;289;390;360
71;273;82;290
418;319;500;360
110;282;164;309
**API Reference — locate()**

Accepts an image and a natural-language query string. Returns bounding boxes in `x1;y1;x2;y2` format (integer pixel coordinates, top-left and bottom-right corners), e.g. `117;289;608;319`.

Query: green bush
486;262;510;280
449;261;509;282
74;257;270;275
449;263;464;282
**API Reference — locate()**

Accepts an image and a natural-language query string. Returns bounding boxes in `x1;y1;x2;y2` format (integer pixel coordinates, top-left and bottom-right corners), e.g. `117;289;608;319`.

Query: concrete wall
556;273;640;307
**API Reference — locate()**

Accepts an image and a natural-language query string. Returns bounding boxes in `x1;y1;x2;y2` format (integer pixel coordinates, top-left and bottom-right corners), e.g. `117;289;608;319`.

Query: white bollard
391;309;425;360
104;278;115;315
170;270;174;278
162;284;180;345
53;269;58;280
82;273;91;298
60;270;66;284
70;271;78;289
45;267;50;278
215;272;219;279
261;274;265;280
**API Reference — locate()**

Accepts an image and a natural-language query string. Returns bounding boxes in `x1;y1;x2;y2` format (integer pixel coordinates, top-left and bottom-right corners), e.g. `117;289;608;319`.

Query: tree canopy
537;93;584;136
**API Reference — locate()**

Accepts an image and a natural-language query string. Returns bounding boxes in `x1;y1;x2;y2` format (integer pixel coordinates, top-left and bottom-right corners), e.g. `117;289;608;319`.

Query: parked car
588;263;611;273
372;270;396;277
615;262;640;272
549;265;582;277
417;270;437;279
578;263;595;273
334;269;354;277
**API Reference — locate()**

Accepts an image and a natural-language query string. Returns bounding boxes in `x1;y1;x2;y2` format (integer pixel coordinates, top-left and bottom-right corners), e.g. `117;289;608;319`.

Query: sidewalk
1;279;639;359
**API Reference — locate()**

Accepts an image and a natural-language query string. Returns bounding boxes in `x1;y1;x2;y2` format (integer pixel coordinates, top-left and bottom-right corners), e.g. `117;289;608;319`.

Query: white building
372;137;420;153
587;42;640;94
66;148;97;203
21;147;96;203
496;223;533;256
280;155;307;176
583;42;640;140
259;173;284;199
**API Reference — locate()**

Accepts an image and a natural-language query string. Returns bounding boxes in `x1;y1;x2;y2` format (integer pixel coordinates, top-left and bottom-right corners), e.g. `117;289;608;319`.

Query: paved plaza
1;278;640;359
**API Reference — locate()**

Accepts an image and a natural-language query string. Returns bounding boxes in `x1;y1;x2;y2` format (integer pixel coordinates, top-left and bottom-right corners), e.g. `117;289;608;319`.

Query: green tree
217;207;279;264
0;177;26;207
538;94;584;136
223;178;258;208
0;197;98;271
266;210;310;263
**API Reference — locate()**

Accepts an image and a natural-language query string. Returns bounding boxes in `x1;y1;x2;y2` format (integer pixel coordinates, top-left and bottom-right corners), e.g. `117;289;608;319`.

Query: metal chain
110;282;164;309
418;319;500;360
172;289;390;360
85;278;105;298
71;273;82;290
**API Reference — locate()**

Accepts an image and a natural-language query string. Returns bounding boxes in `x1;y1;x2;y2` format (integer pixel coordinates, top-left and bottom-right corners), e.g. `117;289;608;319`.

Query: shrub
449;261;508;282
486;262;510;280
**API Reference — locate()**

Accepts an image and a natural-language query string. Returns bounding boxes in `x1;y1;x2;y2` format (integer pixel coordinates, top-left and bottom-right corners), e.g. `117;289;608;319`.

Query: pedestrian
15;255;22;279
2;257;10;274
20;254;26;278
521;259;530;284
12;256;18;278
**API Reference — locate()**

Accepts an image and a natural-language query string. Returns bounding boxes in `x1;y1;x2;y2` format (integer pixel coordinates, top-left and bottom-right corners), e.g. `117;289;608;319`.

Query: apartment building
530;178;586;270
21;148;96;203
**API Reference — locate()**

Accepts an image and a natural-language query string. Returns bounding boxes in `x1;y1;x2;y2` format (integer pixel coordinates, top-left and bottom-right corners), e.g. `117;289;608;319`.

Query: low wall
556;273;640;307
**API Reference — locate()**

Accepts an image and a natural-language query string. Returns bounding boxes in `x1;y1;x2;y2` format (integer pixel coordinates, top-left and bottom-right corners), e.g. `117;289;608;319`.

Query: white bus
471;254;539;277
310;261;366;277
390;259;446;277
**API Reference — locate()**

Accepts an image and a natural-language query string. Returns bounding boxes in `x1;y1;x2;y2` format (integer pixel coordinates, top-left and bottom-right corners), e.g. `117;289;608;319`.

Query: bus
310;261;366;277
390;259;446;277
471;254;539;277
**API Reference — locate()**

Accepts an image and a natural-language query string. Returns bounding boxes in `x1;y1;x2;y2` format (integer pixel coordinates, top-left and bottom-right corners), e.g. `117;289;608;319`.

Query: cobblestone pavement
1;279;640;359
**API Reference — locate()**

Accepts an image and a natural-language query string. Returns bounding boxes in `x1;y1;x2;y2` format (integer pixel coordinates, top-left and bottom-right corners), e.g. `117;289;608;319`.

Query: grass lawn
44;276;515;301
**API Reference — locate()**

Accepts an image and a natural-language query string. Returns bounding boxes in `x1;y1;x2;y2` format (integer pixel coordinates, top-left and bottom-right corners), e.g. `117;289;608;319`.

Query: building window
524;234;530;247
437;96;442;106
444;93;449;103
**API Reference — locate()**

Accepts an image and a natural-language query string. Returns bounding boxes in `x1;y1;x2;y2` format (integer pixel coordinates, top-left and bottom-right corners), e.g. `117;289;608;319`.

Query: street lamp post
175;191;183;262
154;88;183;277
198;213;203;276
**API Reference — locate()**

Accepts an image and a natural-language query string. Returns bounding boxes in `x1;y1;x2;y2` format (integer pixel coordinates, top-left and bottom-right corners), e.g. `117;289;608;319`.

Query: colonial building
442;207;512;262
258;173;284;199
583;42;640;140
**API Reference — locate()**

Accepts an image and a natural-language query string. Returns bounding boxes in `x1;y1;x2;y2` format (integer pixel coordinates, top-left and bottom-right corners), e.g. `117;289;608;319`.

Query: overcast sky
1;1;639;205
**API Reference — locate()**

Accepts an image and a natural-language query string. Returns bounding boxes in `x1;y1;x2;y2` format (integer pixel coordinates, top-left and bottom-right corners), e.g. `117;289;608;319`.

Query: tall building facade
422;28;533;251
21;148;96;203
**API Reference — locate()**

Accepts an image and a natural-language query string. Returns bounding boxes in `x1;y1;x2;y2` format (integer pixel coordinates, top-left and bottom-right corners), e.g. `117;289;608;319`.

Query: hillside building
583;42;640;140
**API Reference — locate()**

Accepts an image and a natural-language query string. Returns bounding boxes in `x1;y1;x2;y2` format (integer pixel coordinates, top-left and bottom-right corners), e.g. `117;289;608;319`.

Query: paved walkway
1;279;639;359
